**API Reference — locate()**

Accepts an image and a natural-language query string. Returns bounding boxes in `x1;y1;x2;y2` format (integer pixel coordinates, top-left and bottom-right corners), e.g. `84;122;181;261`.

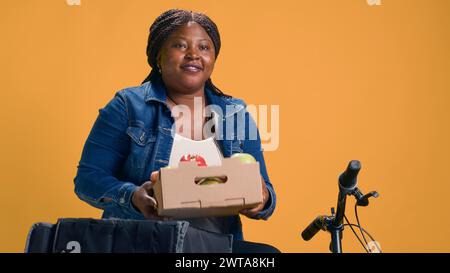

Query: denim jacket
74;77;276;241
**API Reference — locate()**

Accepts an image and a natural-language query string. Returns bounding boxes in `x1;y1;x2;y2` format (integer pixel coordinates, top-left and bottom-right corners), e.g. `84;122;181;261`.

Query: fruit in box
197;177;224;185
179;154;207;167
230;153;256;164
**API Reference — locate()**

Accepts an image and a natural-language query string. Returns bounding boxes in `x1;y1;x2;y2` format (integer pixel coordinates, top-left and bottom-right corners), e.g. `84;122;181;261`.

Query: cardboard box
153;156;263;218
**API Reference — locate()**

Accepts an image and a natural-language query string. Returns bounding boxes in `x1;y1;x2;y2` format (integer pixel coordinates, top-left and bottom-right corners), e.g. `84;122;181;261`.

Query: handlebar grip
301;216;325;241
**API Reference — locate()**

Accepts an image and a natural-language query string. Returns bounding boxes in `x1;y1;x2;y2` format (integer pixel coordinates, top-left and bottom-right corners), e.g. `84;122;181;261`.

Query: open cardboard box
153;156;263;218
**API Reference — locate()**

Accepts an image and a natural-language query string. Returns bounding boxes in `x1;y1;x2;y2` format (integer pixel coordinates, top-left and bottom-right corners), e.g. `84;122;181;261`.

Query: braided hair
142;9;231;98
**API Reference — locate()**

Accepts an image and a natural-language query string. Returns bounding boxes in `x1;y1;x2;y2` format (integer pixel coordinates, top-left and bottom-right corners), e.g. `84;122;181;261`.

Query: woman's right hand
131;171;164;220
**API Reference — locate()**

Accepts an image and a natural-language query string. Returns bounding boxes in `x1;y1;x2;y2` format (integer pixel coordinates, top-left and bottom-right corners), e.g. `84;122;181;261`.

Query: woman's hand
240;175;270;218
131;171;165;220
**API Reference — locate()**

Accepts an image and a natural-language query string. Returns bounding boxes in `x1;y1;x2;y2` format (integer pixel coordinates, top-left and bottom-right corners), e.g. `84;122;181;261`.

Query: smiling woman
159;21;216;95
142;10;227;98
73;9;279;253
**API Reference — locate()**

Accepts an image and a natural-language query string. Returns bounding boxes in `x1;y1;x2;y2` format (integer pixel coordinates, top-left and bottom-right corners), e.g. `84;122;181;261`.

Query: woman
74;9;279;253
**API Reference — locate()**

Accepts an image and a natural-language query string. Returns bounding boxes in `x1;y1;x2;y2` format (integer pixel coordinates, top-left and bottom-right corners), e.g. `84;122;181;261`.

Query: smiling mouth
180;64;203;73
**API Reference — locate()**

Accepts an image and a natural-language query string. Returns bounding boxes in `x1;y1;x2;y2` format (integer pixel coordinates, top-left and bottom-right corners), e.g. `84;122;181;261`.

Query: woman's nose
185;48;200;60
185;54;200;60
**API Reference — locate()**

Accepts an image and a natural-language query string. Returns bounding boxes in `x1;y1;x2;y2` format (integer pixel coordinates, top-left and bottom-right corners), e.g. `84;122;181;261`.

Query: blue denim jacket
74;77;276;241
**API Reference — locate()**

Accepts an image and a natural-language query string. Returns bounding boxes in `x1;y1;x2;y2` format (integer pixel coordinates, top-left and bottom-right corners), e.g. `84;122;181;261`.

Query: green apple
198;177;224;185
230;153;256;164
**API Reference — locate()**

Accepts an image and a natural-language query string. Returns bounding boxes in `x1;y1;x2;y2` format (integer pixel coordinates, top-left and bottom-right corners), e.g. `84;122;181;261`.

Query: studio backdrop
1;0;450;252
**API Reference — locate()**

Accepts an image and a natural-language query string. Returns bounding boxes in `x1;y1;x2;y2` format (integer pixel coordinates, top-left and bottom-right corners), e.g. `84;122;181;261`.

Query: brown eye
173;43;186;49
199;44;210;51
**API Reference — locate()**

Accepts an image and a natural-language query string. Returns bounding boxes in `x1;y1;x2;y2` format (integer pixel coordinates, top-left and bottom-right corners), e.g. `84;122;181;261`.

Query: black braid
142;9;231;98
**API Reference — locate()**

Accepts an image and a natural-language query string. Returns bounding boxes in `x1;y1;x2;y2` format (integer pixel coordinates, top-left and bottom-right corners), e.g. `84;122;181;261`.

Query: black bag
25;218;233;253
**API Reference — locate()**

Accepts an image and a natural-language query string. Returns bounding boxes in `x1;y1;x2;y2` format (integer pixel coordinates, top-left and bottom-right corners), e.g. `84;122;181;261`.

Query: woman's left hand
240;175;269;218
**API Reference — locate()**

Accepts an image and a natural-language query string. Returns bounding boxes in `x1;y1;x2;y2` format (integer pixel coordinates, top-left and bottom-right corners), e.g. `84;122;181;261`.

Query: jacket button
139;133;145;142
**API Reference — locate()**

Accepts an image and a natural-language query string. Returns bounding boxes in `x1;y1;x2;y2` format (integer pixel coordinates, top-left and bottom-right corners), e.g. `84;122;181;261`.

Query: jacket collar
143;77;167;105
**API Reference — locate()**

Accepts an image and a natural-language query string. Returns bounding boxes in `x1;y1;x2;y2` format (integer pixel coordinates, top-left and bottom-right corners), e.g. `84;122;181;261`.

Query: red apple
179;154;207;167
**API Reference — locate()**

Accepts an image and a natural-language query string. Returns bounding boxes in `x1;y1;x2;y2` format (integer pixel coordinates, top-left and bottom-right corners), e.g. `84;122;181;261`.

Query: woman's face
158;21;216;94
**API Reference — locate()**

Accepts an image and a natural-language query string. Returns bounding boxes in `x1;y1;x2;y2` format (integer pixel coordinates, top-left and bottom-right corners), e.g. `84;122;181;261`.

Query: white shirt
168;133;223;168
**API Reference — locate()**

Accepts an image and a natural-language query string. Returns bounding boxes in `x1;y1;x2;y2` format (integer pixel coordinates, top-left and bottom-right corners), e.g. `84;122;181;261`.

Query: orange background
1;0;449;253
